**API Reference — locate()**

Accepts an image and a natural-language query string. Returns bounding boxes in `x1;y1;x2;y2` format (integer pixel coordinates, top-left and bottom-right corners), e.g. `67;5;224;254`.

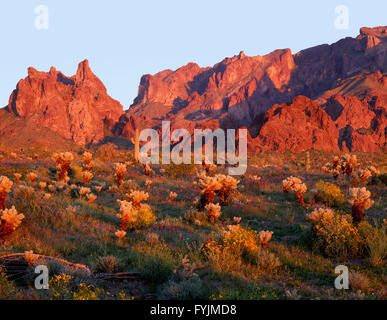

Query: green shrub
166;164;197;179
138;256;174;284
158;278;206;300
313;180;345;207
94;256;120;273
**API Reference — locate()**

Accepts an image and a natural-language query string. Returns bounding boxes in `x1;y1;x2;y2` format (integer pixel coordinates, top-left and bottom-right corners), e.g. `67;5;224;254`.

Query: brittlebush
307;207;369;258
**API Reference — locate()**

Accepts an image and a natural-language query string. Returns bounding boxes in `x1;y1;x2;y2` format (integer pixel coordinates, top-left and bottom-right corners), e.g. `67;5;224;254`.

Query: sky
0;0;386;109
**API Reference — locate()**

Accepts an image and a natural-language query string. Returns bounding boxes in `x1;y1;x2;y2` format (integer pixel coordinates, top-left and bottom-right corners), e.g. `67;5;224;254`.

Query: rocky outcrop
119;26;387;153
5;60;123;145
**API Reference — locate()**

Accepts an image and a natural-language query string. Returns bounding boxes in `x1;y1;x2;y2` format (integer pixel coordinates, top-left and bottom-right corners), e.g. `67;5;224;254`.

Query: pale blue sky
0;0;385;109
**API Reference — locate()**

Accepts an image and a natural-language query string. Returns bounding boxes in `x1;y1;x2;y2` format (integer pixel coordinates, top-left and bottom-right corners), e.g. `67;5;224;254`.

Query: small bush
158;278;206;300
139;256;174;284
166;164;197;179
0;270;19;299
364;222;387;267
313;180;345;208
94;256;120;273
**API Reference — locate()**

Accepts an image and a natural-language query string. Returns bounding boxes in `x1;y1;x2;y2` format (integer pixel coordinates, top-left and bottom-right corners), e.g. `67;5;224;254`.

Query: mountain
115;26;387;152
1;26;387;153
3;60;123;147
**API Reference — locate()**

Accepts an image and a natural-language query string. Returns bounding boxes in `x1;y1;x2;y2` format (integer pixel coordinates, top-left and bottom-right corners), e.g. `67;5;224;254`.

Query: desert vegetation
0;148;385;300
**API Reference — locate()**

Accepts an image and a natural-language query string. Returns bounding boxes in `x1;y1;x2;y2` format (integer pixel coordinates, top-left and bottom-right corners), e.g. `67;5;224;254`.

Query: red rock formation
6;60;123;145
254;96;340;152
118;26;387;153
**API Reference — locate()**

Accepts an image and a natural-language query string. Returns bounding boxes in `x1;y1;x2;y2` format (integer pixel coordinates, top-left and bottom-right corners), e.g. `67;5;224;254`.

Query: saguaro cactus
131;128;140;162
305;151;311;171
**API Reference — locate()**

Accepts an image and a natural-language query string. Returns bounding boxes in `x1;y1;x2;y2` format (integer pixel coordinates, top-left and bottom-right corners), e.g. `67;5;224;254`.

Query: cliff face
115;26;387;152
6;60;123;145
3;26;387;153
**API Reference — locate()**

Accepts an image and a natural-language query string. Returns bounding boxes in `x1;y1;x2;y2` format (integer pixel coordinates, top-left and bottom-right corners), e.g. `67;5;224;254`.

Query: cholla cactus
95;186;103;193
52;152;74;181
348;187;374;225
283;177;307;207
282;176;302;193
114;163;127;185
42;193;51;200
126;190;149;207
117;200;138;230
27;172;37;184
82;152;93;171
48;184;55;192
115;229;126;241
169;191;177;202
259;230;273;249
145;179;152;190
306;207;334;225
0;206;24;242
14;173;22;184
233;216;242;225
79;187;91;196
143;164;154;176
355;166;379;183
323;154;359;179
293;183;307;207
173;255;199;281
86;193;97;204
197;173;239;210
82;171;93;184
205;203;221;222
340;154;358;176
39;182;47;191
216;175;240;204
0;176;13;210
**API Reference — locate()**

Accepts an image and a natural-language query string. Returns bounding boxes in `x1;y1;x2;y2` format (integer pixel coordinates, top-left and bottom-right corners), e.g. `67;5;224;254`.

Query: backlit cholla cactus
355;166;379;183
0;206;24;242
205;203;222;222
322;156;341;179
306;207;334;225
282;176;302;193
169;191;177;203
292;183;307;207
197;173;239;211
258;230;273;249
82;171;93;184
14;173;22;184
42;193;51;200
115;229;126;241
117;200;138;230
126;190;149;207
340;154;358;176
143;164;154;176
145;179;152;190
348;187;374;225
233;216;242;225
323;154;359;179
0;176;13;210
283;176;307;206
39;182;47;191
86;193;97;204
53;152;74;181
197;173;223;211
82;152;93;171
201;156;217;174
10;152;17;159
27;172;37;184
95;186;103;193
114;163;127;185
216;175;240;204
79;187;91;196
